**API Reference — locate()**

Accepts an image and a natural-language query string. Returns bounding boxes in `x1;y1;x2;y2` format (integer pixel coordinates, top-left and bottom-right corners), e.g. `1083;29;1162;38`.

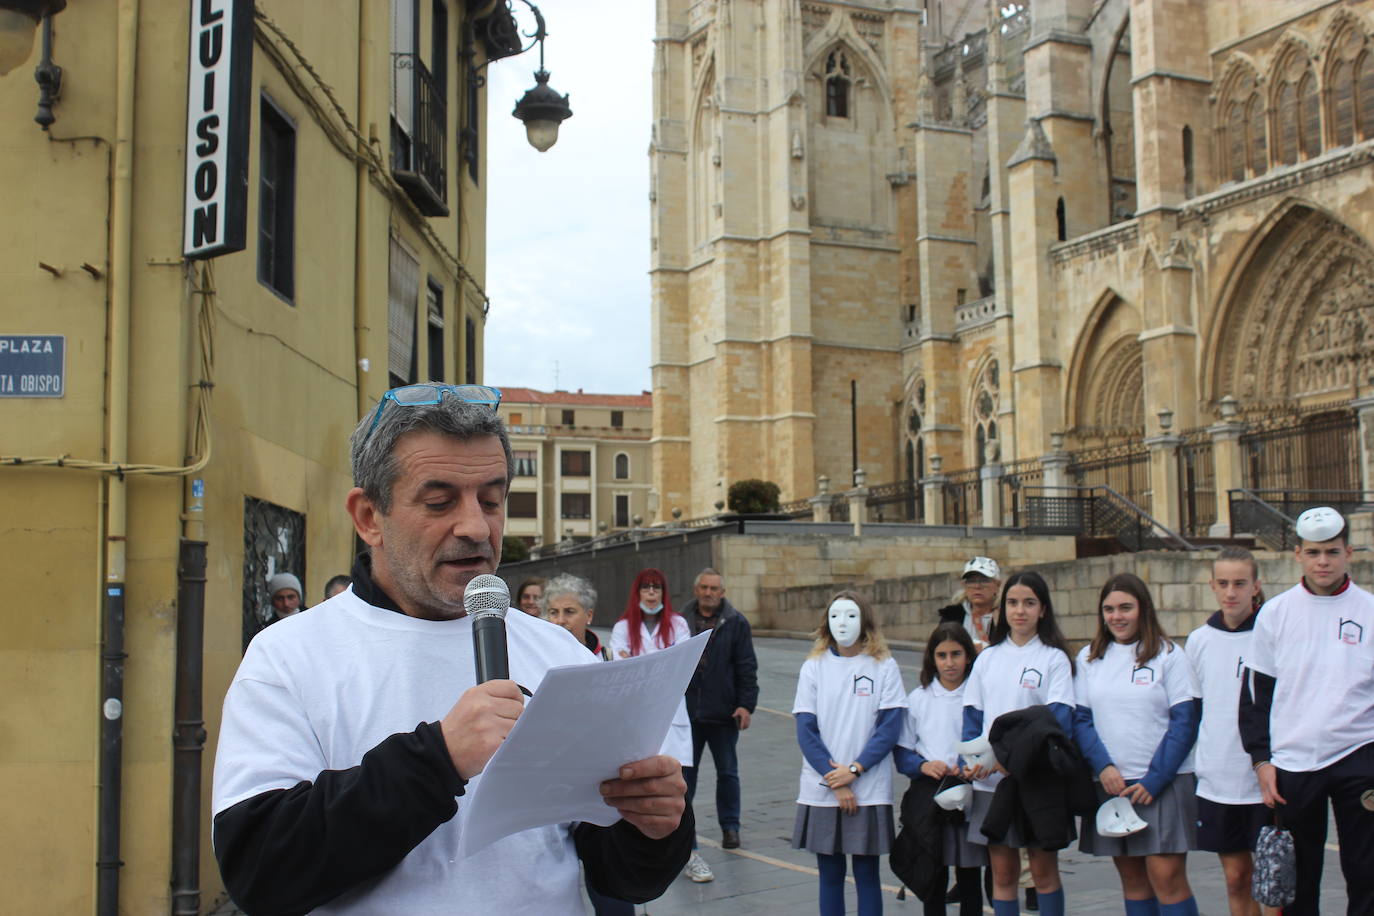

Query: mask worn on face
828;598;862;648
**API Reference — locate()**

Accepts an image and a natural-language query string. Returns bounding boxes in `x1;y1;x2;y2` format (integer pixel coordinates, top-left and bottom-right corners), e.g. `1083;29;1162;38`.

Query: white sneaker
684;851;714;883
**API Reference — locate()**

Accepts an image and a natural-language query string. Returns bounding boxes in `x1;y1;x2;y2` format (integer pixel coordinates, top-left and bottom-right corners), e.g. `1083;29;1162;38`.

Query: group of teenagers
789;506;1374;916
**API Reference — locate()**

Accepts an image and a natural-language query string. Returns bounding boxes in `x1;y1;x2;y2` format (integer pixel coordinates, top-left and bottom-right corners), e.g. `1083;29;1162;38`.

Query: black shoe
945;883;959;903
1025;888;1038;912
722;828;740;849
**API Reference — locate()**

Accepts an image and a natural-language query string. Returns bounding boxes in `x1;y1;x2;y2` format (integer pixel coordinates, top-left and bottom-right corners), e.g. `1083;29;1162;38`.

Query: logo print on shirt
1132;665;1156;686
1339;619;1365;645
1019;667;1042;689
1235;656;1245;679
853;675;874;697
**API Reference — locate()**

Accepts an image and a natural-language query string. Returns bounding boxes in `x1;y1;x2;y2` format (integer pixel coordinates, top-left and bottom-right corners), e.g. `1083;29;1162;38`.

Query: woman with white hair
541;573;610;660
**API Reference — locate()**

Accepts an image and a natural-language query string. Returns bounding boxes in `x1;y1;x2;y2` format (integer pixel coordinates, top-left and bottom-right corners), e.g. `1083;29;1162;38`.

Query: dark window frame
561;450;591;477
507;490;538;518
561;492;592;519
258;94;297;303
426;277;445;382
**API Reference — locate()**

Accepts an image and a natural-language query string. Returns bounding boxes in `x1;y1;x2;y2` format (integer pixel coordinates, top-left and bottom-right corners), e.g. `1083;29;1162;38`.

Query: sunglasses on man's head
361;384;502;444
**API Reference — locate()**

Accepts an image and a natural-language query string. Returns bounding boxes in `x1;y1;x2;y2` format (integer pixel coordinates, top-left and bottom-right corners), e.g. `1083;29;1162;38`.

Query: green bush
501;535;530;563
728;479;781;514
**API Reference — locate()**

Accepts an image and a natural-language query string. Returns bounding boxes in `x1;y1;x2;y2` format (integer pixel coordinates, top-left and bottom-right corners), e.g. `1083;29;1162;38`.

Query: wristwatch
848;763;862;776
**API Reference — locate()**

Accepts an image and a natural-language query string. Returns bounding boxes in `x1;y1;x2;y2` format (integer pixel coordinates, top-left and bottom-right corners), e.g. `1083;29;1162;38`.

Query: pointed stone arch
966;351;1003;467
1205;201;1374;408
1065;290;1145;437
688;56;719;248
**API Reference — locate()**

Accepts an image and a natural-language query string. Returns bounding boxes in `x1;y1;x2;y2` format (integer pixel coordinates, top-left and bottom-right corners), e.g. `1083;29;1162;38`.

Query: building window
1182;126;1194;198
512;449;537;477
464;315;476;383
242;497;305;651
561;409;575;426
388;235;420;388
614;453;630;480
1055;197;1066;241
1221;70;1266;182
615;493;630;528
426;278;444;381
610;410;624;428
825;51;851;118
509;412;523;425
508;491;537;518
258;96;296;301
561;450;591;476
561;492;591;519
1246;93;1267;176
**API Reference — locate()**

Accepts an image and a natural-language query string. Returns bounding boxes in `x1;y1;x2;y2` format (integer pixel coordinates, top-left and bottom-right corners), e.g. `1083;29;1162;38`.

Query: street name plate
0;335;65;398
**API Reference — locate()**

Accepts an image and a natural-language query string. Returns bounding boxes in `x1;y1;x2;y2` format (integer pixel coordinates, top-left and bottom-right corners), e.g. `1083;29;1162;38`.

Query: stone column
1208;396;1246;536
981;462;1004;528
1041;432;1071;489
809;475;833;523
922;455;947;525
847;469;869;536
1145;426;1183;529
1355;395;1374;494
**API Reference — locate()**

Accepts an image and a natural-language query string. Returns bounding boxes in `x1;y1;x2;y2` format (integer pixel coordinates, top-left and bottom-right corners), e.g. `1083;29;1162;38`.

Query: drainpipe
169;536;207;916
354;0;372;418
98;2;138;914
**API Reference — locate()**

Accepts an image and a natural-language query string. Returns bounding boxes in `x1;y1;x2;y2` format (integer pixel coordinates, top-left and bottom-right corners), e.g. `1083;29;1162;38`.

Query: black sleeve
734;618;760;713
1238;667;1276;766
937;604;963;624
214;722;465;916
575;805;694;904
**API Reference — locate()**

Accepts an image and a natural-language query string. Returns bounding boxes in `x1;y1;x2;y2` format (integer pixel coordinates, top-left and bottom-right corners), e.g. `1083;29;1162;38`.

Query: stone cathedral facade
649;0;1374;531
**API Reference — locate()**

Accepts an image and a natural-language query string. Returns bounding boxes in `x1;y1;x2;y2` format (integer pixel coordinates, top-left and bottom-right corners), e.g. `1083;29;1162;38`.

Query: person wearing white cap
1073;572;1201;916
1239;506;1374;916
894;622;986;915
938;556;1002;652
1186;546;1277;916
267;572;305;623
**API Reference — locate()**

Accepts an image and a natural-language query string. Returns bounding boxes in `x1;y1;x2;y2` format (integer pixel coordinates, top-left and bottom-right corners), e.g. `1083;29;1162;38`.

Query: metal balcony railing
391;54;448;217
1023;485;1198;552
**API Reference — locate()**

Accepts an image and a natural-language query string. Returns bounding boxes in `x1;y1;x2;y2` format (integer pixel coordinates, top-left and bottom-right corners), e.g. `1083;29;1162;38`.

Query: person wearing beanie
267;572;304;622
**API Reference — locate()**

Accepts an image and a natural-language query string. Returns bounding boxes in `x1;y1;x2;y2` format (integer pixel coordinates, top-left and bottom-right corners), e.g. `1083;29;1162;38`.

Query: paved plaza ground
210;635;1351;915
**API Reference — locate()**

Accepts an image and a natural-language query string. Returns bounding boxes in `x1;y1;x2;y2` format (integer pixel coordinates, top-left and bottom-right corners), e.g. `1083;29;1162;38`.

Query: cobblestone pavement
208;635;1350;915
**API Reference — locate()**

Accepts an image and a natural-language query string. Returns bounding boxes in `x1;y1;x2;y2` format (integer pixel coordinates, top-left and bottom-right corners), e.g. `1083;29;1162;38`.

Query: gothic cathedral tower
650;0;925;520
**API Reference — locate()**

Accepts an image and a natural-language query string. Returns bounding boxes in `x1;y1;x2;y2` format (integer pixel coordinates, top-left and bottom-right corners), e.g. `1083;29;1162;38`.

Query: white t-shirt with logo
1247;580;1374;772
611;615;693;766
1186;620;1262;804
899;679;966;769
1074;641;1198;781
213;593;597;915
792;652;908;807
963;635;1074;791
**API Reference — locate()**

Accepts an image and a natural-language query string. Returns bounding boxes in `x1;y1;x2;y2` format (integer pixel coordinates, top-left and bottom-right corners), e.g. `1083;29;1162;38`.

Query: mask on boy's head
828;598;862;648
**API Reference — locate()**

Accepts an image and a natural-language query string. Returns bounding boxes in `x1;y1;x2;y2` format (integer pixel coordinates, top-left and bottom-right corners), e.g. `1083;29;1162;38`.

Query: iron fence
942;468;982;526
1000;459;1044;528
1177;430;1217;538
868;478;924;523
1241;409;1358;493
1229;487;1374;550
1022;485;1196;551
1069;442;1151;512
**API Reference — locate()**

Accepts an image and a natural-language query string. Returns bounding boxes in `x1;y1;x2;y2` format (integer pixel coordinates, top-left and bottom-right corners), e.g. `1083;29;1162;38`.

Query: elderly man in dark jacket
682;568;759;851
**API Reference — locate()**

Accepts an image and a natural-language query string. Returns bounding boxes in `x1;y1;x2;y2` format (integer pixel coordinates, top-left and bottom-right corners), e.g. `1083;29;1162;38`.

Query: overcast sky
483;1;655;396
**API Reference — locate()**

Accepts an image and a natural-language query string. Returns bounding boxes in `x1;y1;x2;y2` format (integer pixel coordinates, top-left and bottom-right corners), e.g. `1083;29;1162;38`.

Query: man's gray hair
349;389;514;514
541;573;597;614
694;567;724;587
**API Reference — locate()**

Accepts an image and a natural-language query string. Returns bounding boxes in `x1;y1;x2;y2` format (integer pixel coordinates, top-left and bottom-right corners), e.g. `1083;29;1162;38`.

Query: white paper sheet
457;630;712;858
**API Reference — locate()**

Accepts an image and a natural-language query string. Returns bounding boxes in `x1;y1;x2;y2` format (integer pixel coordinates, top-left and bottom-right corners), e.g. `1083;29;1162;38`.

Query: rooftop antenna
553;360;560;391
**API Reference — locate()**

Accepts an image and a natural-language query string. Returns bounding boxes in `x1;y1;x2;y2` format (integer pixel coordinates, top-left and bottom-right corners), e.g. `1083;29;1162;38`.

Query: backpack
1251;823;1296;907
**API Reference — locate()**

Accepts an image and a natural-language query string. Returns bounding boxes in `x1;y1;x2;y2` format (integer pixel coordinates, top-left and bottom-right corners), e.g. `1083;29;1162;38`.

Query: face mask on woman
827;598;862;648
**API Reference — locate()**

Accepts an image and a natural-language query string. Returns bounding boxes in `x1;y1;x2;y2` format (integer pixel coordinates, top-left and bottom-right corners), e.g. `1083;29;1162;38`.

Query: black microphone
464;574;510;683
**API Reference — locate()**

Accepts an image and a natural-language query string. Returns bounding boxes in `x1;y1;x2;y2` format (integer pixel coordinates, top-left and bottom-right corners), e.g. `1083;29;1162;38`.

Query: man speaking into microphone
211;385;691;914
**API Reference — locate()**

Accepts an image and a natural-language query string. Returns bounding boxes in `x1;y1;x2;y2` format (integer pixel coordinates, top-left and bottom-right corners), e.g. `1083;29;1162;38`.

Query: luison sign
183;0;253;260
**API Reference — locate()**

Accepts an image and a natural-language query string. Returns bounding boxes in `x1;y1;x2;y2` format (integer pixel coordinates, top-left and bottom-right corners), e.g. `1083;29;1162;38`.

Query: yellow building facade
651;0;1374;532
498;387;655;547
0;0;538;910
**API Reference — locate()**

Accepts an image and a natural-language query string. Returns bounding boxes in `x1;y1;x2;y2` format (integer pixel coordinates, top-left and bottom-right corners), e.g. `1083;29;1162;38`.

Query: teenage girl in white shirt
895;622;986;916
792;590;908;916
961;570;1075;916
1074;572;1201;916
1186;547;1276;916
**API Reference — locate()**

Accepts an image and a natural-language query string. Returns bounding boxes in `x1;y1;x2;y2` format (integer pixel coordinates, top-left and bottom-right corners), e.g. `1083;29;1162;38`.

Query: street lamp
470;0;571;152
0;0;64;77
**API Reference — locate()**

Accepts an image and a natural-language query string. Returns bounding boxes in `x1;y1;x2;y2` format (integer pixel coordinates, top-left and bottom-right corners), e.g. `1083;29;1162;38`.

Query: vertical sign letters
183;0;253;259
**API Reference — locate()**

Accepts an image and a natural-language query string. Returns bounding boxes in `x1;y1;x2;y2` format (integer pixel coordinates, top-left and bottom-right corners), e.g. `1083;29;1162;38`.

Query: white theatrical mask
828;598;862;648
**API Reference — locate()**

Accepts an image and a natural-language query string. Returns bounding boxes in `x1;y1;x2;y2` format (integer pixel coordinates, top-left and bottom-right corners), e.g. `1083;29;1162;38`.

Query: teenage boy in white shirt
1239;507;1374;916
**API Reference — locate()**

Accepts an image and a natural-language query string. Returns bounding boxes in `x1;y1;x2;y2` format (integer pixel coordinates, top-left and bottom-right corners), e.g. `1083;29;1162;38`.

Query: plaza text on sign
0;335;65;398
183;0;253;259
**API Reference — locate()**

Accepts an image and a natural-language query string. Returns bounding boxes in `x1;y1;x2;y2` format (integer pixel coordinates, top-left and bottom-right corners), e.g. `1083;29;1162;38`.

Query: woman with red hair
610;569;703;877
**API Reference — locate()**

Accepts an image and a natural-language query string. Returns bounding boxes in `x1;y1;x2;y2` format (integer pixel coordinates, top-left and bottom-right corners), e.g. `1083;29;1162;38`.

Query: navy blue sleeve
1073;705;1115;776
961;706;984;742
795;712;835;775
1139;699;1201;798
1238;668;1275;766
1048;702;1072;735
856;707;904;772
893;745;928;778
